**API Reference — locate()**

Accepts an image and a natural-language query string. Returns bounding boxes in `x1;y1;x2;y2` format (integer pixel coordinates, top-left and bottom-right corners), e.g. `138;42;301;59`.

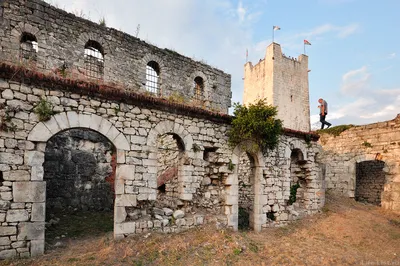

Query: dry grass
2;194;400;266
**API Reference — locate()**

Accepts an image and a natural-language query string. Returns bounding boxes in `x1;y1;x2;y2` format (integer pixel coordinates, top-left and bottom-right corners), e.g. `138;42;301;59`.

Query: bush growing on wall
228;99;283;152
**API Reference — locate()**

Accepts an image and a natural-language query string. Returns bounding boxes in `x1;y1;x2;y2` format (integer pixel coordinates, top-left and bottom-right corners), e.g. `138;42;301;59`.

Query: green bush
34;98;55;121
228;99;283;152
317;124;355;137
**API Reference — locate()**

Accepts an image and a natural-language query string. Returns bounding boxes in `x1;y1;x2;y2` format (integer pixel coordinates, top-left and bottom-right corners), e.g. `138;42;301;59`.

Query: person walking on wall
318;98;332;129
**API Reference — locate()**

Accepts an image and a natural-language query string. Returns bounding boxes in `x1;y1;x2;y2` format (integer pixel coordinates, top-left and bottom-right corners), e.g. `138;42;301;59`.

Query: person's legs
325;113;332;128
320;114;325;129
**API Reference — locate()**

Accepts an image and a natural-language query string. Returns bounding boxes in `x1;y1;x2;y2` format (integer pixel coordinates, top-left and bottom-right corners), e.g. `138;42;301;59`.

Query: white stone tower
243;42;311;132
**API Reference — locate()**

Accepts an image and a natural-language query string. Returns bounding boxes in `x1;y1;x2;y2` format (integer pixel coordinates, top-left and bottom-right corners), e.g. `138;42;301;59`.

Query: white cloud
237;1;246;23
299;23;359;39
388;53;396;59
340;66;370;95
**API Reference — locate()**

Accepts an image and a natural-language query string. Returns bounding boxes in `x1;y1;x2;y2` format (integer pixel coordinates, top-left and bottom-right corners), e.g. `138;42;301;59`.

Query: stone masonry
319;115;400;212
0;0;324;260
243;43;311;132
0;0;231;114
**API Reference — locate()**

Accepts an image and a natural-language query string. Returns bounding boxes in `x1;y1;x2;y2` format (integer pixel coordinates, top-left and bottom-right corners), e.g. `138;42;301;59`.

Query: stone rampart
319;115;400;212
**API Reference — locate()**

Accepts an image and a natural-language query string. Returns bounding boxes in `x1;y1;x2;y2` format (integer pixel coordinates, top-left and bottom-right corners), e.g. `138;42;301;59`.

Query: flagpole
272;27;274;43
304;43;306;55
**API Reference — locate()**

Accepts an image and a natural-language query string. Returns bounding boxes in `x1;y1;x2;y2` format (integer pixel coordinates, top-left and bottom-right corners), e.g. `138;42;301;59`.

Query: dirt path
2;194;400;266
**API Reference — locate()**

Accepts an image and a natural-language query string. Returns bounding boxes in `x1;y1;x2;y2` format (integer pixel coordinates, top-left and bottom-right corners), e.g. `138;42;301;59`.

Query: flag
304;39;311;45
273;26;281;31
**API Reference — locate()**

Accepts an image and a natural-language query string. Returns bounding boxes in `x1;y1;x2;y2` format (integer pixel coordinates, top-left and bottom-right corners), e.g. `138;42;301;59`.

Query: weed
249;242;259;253
193;143;201;152
228;159;235;171
67;258;80;262
99;16;106;26
233;248;242;255
362;141;372;148
288;183;300;205
34;98;55;121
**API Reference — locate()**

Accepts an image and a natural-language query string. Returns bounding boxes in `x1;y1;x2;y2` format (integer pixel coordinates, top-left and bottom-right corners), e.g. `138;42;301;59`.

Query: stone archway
355;160;386;205
225;141;265;232
25;112;130;255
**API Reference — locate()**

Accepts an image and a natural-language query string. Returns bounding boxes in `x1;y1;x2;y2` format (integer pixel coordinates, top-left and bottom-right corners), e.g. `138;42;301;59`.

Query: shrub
228;99;283;152
34;98;55;121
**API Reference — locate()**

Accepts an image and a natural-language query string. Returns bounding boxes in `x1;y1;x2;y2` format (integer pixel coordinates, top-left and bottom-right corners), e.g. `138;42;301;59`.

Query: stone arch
189;71;210;105
10;22;43;62
77;32;111;56
140;53;166;94
25;112;129;255
284;139;308;162
224;141;265;232
146;121;195;201
28;112;130;151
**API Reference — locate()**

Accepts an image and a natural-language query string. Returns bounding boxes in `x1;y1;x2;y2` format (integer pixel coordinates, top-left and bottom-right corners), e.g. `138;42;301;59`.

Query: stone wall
0;65;323;258
243;43;310;132
44;128;115;212
355;160;385;205
319;115;400;212
0;0;231;113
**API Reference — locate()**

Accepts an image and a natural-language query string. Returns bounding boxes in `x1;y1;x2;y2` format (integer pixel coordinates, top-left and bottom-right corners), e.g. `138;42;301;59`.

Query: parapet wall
0;0;231;113
319;115;400;212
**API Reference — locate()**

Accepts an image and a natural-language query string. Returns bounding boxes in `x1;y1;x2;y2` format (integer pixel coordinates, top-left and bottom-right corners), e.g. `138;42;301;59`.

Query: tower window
20;32;38;62
84;40;104;79
146;61;160;95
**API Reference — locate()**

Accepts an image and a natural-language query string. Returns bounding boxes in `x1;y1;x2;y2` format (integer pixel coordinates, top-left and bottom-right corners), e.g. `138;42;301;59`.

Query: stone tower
243;42;311;132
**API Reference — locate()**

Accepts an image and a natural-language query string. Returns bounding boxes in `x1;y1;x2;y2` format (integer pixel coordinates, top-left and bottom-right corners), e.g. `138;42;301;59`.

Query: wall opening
43;128;115;247
355;160;385;205
20;32;38;63
289;149;307;211
84;40;104;79
155;133;184;209
193;76;204;102
237;151;256;230
146;61;160;95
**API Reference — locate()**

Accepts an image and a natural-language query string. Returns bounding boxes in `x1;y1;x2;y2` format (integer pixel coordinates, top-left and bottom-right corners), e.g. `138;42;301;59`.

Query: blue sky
45;0;400;128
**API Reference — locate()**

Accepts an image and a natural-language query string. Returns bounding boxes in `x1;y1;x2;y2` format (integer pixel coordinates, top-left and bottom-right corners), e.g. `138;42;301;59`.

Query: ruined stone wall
0;62;323;258
0;0;231;113
355;160;385;205
244;43;310;132
319;115;400;212
44;128;115;212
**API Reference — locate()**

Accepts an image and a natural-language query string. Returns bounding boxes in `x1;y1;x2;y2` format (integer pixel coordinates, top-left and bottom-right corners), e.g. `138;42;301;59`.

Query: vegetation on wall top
317;124;355;137
228;99;283;152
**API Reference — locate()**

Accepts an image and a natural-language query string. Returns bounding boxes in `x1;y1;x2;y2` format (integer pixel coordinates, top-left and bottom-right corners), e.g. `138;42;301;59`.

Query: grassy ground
2;194;400;265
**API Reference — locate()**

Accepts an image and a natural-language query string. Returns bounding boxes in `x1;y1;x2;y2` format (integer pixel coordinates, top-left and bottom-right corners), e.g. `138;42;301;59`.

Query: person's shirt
319;100;328;114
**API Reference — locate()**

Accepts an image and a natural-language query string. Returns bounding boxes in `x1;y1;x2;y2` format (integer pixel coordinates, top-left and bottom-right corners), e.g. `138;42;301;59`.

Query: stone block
115;194;137;207
17;222;45;240
6;210;29;222
13;182;46;203
54;112;69;130
114;207;127;223
115;178;124;195
66;111;79;128
106;126;121;142
0;249;16;259
43;116;61;135
24;151;45;166
27;122;53;142
114;133;130;151
89;114;103;131
0;226;17;236
0;153;23;165
31;203;45;222
31;239;45;256
4;170;30;181
0;237;10;245
116;165;135;180
31;166;44;181
115;222;136;235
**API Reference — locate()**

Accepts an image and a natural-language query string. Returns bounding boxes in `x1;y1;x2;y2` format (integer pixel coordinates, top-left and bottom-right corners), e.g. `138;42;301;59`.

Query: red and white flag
273;25;281;31
304;39;311;45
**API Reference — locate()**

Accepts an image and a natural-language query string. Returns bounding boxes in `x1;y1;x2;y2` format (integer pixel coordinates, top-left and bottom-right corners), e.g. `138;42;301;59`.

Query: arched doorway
44;128;116;245
225;142;264;232
289;149;307;214
237;152;256;230
355;160;386;205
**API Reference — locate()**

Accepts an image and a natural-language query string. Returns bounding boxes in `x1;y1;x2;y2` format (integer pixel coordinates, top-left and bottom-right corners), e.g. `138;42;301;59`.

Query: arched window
20;32;38;62
84;40;104;79
145;61;160;95
194;76;204;101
